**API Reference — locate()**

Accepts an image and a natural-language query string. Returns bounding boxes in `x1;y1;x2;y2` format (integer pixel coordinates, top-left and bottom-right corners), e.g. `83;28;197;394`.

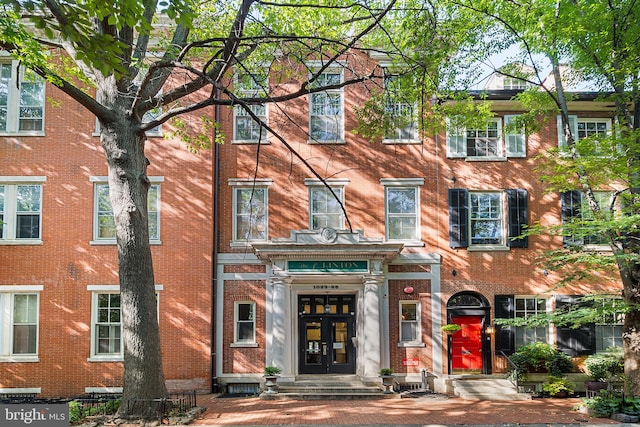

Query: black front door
299;295;356;374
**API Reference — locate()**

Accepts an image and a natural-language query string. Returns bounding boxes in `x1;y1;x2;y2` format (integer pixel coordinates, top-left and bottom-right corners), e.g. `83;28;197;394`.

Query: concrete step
261;375;390;400
449;377;532;401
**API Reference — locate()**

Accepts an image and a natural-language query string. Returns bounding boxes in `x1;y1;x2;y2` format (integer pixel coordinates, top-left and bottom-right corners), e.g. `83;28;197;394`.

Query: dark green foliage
507;342;574;381
585;350;624;382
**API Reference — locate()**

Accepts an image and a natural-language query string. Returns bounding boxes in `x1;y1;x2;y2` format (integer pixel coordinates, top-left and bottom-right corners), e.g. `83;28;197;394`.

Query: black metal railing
500;351;520;389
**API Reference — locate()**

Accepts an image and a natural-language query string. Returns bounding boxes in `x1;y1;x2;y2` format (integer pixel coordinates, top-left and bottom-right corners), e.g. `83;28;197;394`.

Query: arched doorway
446;292;492;375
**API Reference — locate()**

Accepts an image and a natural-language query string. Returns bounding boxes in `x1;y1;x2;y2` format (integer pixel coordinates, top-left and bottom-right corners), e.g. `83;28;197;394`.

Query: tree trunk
100;116;168;419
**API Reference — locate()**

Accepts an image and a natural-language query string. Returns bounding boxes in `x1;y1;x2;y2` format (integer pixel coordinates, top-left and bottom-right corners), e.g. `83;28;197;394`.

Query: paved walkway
189;394;627;426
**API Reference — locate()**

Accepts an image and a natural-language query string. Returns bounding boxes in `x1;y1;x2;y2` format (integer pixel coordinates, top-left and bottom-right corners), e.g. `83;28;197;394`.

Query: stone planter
381;375;396;394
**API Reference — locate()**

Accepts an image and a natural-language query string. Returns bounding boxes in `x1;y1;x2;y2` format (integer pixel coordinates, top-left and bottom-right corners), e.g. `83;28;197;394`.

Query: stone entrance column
265;268;292;378
362;260;384;379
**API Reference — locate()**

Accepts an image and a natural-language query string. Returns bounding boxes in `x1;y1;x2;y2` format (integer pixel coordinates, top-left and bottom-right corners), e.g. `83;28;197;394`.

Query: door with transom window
299;295;356;374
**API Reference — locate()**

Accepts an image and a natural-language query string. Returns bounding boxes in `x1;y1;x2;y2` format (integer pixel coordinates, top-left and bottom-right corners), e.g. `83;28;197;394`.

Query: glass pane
401;303;417;321
16;214;40;238
332;321;347;364
237;322;254;341
16;186;40;212
238;303;253;321
388;188;416;214
401;322;417;341
305;321;322;365
13;324;36;354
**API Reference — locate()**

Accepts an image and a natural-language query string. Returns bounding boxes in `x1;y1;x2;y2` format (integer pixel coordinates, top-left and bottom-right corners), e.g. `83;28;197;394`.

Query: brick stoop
260;374;393;400
447;375;532;401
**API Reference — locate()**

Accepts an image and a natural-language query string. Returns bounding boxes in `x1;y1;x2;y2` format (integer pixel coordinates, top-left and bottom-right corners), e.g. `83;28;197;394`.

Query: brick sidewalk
190;394;620;426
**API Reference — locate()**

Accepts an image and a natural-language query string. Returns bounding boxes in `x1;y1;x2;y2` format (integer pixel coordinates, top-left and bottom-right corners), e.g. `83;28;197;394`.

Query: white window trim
0;59;45;136
514;296;552;346
231;301;257;347
0;177;46;245
307;65;345;144
228;178;272;246
381;69;419;144
232;71;269;144
0;285;43;363
89;176;164;245
467;190;508;251
398;300;425;347
381;178;424;246
305;178;349;231
87;285;162;362
446;116;525;160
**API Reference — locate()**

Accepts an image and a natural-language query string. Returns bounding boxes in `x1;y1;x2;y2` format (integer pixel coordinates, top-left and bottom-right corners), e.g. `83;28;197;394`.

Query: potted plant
542;376;575;398
379;368;395;394
584;350;624;394
441;324;462;335
263;365;282;395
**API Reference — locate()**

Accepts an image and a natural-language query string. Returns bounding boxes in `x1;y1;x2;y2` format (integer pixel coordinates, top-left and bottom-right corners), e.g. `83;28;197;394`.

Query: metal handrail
500;351;520;389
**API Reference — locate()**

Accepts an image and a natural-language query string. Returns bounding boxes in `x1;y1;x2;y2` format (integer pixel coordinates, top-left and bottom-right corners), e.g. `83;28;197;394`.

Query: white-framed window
305;179;348;230
399;301;422;345
593;298;624;352
383;71;418;143
503;77;529;90
561;190;616;249
446;115;525;158
0;60;45;134
90;177;162;244
469;191;505;246
0;286;42;361
382;178;424;243
514;296;548;348
88;285;162;361
0;177;45;244
229;179;272;243
557;116;612;153
233;301;256;345
233;71;268;143
309;68;344;143
93;292;122;357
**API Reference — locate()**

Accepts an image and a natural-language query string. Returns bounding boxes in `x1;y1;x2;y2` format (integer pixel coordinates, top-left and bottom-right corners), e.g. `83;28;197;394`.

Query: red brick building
0;49;623;397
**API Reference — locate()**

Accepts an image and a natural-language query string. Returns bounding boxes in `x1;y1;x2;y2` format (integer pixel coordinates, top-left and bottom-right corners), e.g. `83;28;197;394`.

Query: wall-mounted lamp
324;295;331;313
485;325;496;335
543;269;549;276
451;269;457;277
451;176;457;183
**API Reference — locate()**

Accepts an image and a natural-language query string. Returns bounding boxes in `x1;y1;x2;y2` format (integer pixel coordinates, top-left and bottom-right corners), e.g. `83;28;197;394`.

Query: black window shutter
494;295;515;355
448;188;469;248
555;295;595;356
506;189;528;248
561;191;582;247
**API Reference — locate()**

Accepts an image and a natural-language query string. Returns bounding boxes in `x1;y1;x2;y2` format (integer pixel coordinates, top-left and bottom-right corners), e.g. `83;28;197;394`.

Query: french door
299;295;356;374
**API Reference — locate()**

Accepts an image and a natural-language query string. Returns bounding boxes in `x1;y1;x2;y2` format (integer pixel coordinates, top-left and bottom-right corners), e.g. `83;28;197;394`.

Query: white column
266;272;291;377
431;263;443;376
362;262;384;378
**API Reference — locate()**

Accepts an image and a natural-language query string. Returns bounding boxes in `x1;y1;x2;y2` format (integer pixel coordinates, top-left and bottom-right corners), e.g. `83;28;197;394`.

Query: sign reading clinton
288;260;368;273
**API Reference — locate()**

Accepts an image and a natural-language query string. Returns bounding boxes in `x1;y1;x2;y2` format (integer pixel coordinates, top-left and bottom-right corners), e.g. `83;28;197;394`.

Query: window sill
90;240;162;246
0;239;43;245
466;156;508;162
468;245;510;252
386;239;423;247
307;139;346;145
232;140;271;145
0;356;40;363
230;343;259;348
88;356;124;363
397;342;426;348
382;139;421;145
0;131;45;137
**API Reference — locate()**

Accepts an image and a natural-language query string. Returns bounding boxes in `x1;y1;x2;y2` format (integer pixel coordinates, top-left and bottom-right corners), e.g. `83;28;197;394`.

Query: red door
450;315;483;371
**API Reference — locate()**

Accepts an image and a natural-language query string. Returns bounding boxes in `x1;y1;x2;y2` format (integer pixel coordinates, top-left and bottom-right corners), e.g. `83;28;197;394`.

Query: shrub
264;366;282;376
584;350;624;382
542;376;575;397
546;351;574;376
379;368;394;376
582;390;622;418
507;342;574;381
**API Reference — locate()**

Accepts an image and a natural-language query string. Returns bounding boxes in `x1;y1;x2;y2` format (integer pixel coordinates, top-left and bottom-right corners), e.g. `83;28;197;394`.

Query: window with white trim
557;116;612;154
383;71;417;142
514;296;548;348
309;69;343;142
382;178;423;242
595;298;624;352
234;302;256;345
470;191;504;246
229;179;271;242
446;115;525;158
400;301;420;343
0;290;40;359
91;178;162;244
0;178;44;243
306;179;347;230
93;293;122;357
0;60;45;134
234;72;268;143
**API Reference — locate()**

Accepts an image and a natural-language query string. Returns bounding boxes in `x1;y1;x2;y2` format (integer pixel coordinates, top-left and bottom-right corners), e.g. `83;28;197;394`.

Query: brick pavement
189;394;622;426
